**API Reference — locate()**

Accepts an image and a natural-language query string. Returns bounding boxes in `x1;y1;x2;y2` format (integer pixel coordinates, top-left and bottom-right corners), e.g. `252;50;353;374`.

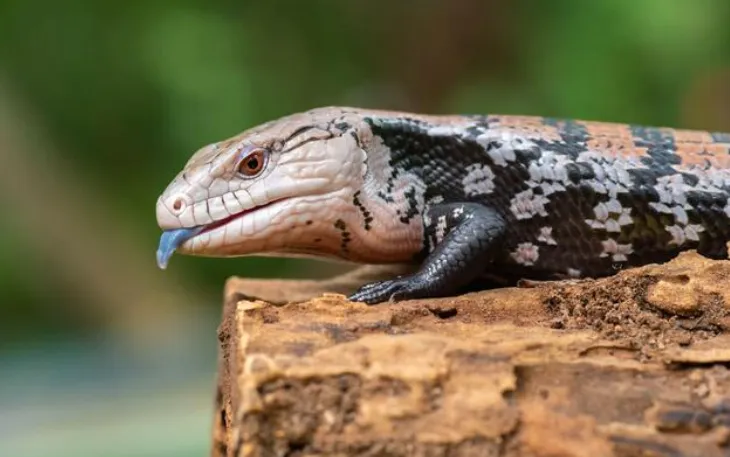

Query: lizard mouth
156;198;286;269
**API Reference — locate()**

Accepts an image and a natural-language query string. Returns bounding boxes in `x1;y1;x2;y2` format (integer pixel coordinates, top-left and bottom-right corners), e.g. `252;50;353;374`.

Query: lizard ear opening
236;147;268;178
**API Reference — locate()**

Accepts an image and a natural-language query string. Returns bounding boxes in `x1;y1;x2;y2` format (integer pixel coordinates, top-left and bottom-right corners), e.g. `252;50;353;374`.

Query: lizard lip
156;198;285;269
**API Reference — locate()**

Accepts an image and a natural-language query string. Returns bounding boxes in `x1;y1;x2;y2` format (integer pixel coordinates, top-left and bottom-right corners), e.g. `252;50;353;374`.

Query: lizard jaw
155;198;287;269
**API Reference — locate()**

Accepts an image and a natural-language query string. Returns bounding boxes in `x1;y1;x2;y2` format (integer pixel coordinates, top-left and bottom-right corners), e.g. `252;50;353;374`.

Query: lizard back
365;113;730;280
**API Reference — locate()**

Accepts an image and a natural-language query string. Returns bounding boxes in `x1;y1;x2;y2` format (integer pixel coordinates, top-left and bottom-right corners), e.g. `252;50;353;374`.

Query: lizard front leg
349;203;507;305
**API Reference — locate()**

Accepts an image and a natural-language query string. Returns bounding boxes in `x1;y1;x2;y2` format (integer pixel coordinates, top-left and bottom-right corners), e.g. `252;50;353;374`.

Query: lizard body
155;106;730;304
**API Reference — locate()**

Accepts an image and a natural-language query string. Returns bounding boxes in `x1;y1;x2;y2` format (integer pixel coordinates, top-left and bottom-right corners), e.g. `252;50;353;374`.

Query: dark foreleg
348;202;506;305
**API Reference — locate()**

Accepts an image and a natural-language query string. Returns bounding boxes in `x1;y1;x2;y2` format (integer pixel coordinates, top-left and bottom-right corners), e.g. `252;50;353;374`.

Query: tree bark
212;252;730;457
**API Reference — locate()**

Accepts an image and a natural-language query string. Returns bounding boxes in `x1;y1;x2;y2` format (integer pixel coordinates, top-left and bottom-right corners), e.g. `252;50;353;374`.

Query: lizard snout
156;193;191;229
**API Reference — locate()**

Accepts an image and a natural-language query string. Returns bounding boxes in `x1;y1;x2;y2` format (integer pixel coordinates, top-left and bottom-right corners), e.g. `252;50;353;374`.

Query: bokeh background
1;1;728;455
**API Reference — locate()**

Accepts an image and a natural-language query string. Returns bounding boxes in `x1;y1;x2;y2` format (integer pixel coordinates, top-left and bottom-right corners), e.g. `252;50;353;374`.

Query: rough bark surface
211;251;730;457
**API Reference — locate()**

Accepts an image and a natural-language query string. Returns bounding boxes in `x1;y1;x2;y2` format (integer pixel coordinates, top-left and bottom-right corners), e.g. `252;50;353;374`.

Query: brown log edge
211;251;730;457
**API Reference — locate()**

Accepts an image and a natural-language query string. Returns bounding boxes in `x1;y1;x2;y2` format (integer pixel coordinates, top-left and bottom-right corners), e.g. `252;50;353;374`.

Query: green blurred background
0;0;728;455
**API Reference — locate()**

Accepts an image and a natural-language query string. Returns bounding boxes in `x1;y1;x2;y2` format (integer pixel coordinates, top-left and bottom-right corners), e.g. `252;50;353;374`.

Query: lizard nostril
171;197;185;213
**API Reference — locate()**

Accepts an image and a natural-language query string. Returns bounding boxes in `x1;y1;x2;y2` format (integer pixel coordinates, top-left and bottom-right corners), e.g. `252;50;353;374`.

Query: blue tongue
156;227;203;269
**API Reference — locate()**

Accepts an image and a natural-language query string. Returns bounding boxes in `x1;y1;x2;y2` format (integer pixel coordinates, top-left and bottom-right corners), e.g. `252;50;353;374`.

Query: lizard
155;106;730;305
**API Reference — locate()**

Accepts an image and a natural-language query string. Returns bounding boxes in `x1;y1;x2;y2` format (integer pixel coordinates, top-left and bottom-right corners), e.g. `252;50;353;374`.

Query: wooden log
212;251;730;457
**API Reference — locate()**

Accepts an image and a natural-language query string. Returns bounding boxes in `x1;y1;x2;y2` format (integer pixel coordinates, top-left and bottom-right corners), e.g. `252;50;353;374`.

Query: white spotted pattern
585;198;633;233
600;239;633;262
510;242;539;266
576;151;641;199
510;189;550;220
569;153;645;262
427;125;467;137
476;130;534;167
686;166;730;193
462;164;496;197
526;151;573;186
435;215;448;244
508;150;577;221
666;224;705;246
647;173;711;245
537;226;557;245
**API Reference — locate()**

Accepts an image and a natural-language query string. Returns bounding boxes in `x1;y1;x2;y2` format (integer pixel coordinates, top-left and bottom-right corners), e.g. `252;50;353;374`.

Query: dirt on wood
211;251;730;457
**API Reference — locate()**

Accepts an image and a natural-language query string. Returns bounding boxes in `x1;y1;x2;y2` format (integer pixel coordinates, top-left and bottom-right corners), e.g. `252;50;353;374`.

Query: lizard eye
236;147;268;177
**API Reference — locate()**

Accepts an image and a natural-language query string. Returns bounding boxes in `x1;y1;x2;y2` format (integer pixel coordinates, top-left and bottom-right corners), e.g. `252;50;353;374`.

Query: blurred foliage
0;0;728;343
0;1;729;455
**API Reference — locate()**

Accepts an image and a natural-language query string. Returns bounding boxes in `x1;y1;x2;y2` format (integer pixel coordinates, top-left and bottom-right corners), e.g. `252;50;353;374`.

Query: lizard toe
349;276;423;305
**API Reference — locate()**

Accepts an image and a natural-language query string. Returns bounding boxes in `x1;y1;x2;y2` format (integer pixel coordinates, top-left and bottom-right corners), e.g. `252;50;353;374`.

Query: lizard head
155;107;372;269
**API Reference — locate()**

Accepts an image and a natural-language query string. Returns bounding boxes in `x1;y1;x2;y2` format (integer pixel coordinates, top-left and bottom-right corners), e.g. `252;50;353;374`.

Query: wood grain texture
211;252;730;457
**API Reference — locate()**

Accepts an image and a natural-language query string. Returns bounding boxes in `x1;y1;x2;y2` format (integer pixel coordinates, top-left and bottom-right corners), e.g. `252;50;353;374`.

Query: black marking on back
631;125;680;174
540;118;590;159
366;116;515;204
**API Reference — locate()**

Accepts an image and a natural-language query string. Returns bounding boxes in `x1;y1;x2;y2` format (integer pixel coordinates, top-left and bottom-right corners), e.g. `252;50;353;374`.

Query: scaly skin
155;106;730;304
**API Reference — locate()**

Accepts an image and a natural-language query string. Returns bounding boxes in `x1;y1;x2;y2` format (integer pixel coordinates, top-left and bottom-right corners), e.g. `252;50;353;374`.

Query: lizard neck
338;113;480;264
348;133;429;264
